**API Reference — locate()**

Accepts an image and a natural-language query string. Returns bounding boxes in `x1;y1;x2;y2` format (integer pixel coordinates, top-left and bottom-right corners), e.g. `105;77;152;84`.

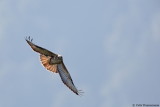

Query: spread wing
57;62;81;95
26;36;83;95
40;54;58;73
25;36;57;57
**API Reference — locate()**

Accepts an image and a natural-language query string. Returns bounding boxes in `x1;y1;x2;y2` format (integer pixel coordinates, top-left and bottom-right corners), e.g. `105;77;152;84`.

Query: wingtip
25;36;37;50
25;36;28;42
25;36;33;42
25;36;29;41
76;90;84;96
25;36;34;45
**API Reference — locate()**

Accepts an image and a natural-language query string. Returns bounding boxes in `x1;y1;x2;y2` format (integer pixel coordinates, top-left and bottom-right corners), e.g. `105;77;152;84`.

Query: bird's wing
40;54;58;73
25;36;57;57
57;62;81;95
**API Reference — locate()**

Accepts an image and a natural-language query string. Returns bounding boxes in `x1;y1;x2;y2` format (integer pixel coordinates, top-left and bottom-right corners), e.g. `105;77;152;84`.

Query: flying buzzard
25;36;82;95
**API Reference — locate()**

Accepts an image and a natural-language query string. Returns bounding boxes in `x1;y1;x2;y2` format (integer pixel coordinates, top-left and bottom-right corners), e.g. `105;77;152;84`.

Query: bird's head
58;54;63;60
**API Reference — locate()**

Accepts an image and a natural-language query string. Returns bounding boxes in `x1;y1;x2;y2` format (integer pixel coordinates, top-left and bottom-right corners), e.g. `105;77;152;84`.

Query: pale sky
0;0;160;107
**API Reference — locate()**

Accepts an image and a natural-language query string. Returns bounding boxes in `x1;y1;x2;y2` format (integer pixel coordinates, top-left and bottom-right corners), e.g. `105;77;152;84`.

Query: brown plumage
25;36;82;95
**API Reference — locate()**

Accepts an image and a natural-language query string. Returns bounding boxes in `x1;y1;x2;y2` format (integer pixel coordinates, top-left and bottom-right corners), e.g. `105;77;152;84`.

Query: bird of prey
25;36;82;95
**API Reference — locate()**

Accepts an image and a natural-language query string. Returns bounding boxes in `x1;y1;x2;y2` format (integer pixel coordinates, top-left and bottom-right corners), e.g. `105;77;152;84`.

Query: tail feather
40;54;58;73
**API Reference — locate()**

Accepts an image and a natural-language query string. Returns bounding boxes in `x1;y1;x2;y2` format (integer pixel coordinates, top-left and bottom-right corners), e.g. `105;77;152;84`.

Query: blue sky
0;0;160;107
